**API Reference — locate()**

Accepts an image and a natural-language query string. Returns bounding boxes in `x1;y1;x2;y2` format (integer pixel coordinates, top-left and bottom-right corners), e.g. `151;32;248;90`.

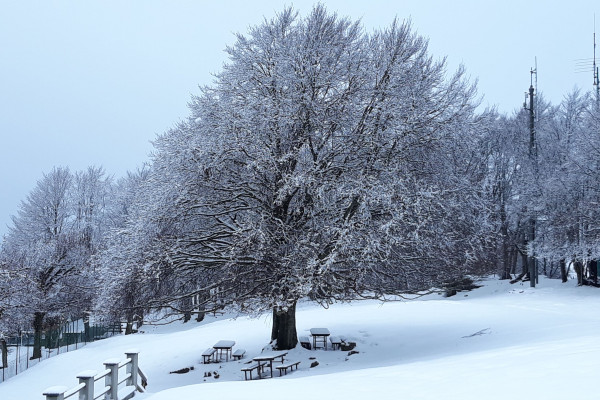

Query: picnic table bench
329;336;342;350
243;352;288;380
276;361;300;376
299;336;311;350
241;363;264;380
202;348;216;364
232;348;246;360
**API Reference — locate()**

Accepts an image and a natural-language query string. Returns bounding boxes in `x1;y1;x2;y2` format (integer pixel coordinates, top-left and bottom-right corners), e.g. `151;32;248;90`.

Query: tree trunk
510;246;518;275
83;314;91;342
498;203;511;280
542;258;547;276
499;230;511;280
588;260;598;284
1;338;8;368
574;260;584;286
31;312;45;359
560;259;568;282
182;297;192;323
125;313;134;335
183;311;191;323
528;256;536;288
271;302;298;350
520;250;528;276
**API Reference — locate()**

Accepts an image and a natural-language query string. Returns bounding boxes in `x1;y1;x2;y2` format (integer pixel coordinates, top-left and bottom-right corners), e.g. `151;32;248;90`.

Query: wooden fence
42;351;147;400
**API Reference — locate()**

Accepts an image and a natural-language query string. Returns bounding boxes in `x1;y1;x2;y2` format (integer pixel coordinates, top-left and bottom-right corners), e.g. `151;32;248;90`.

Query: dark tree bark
125;312;134;335
196;310;205;322
574;260;584;285
560;259;568;282
84;316;91;342
83;319;92;342
499;234;511;280
510;247;518;275
182;297;192;323
588;260;598;284
271;302;298;350
520;250;528;276
498;202;512;280
31;312;45;359
528;256;537;287
135;311;144;329
1;338;7;368
183;312;191;323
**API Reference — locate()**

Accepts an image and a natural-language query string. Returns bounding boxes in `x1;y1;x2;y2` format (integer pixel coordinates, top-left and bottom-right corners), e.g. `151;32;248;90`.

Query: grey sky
0;0;597;237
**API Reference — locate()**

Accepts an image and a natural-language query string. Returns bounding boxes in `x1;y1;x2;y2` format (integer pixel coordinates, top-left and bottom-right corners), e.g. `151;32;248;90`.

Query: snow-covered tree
483;112;524;279
93;167;178;332
533;89;600;283
0;245;33;366
3;166;112;357
4;167;74;357
118;6;490;349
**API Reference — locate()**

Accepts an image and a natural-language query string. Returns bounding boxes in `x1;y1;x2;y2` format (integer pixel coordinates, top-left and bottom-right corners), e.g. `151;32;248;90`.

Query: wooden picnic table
309;328;330;350
213;340;236;362
251;351;288;379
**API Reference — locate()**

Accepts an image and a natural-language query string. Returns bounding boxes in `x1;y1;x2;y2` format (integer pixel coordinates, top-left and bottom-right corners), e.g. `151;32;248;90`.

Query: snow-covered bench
202;348;216;363
232;348;246;360
276;361;300;376
299;336;311;350
241;363;263;380
329;336;342;350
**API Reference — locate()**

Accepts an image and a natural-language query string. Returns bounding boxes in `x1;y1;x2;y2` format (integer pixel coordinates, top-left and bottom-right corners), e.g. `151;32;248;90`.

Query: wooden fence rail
42;351;146;400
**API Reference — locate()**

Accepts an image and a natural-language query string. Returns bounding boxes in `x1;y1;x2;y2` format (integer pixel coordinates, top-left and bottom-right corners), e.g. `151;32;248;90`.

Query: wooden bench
276;361;300;376
232;348;246;360
202;348;216;364
241;363;263;380
299;336;311;350
329;336;342;350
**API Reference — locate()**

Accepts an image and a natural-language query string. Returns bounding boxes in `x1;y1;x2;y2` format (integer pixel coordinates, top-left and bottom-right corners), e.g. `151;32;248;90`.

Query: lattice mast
594;15;599;104
523;62;538;287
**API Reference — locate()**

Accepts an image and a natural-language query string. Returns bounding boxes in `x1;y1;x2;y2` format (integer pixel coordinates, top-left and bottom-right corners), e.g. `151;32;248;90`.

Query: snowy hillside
2;277;600;400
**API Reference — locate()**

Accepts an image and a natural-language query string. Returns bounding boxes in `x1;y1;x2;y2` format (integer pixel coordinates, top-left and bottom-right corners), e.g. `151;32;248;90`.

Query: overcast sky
0;0;598;237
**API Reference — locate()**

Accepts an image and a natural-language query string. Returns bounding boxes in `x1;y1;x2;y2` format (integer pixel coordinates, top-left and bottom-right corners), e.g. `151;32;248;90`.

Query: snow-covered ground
2;276;600;400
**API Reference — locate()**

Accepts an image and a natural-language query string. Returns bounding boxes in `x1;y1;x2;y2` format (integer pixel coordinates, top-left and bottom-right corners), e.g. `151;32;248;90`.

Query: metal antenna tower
524;60;537;156
534;57;538;94
534;57;538;120
595;14;599;103
522;64;538;287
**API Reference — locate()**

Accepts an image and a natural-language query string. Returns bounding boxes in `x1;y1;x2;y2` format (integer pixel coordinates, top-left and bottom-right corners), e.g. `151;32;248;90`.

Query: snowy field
2;276;600;400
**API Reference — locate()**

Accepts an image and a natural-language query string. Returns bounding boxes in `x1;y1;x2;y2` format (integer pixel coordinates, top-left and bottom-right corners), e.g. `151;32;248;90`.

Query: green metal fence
1;320;122;384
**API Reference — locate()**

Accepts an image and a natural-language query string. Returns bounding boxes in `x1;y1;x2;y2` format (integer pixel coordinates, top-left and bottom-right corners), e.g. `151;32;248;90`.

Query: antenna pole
527;65;537;157
535;57;538;120
529;80;535;156
594;14;599;104
523;63;538;287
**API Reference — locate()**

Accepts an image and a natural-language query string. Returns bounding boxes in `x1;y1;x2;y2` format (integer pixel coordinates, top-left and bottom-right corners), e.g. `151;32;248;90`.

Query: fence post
125;350;139;389
77;370;97;400
43;386;68;400
103;359;120;400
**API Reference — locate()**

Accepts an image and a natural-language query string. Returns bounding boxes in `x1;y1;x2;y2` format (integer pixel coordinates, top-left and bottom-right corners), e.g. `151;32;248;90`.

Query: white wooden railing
42;350;147;400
